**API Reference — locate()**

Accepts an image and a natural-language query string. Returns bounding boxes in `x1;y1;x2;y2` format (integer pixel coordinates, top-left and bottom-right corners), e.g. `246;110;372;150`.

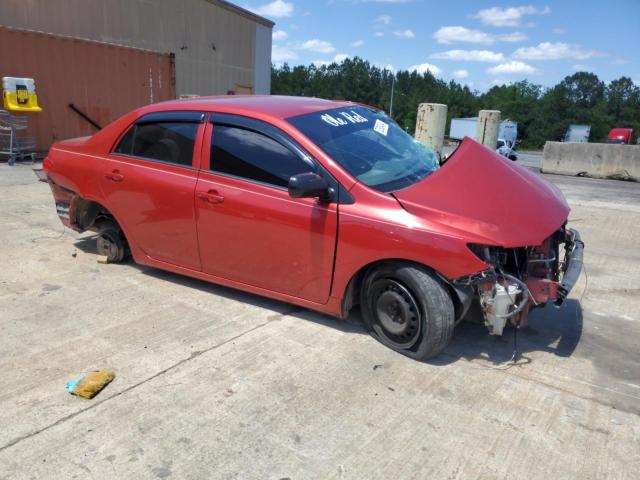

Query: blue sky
245;0;640;91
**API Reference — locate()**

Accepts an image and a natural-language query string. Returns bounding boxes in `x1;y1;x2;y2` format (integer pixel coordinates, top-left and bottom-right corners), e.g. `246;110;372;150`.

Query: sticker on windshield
321;110;369;127
373;119;389;136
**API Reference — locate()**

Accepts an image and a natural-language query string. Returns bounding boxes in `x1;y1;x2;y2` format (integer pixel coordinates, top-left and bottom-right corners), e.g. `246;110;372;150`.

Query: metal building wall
0;0;273;95
0;26;176;151
254;23;272;95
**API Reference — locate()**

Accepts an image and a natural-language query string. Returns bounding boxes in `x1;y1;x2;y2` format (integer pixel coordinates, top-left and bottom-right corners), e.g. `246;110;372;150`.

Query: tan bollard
476;110;501;149
415;103;448;157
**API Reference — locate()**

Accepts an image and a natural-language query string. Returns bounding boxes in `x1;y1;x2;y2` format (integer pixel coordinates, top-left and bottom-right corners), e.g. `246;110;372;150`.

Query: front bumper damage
455;227;584;335
556;229;584;305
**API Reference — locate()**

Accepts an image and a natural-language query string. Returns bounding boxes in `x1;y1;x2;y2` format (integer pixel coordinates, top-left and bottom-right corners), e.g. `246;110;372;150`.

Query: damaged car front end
460;227;584;336
389;136;584;343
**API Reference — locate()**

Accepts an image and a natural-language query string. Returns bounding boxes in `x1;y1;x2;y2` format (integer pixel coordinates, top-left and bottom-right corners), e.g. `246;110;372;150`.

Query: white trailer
449;117;518;145
563;124;590;143
449;118;478;141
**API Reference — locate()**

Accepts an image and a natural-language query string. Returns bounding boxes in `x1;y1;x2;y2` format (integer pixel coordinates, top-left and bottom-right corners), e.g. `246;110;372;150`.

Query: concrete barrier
542;142;640;180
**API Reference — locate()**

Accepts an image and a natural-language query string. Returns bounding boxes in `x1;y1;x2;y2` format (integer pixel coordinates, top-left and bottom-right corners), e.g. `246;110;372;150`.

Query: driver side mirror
288;172;333;202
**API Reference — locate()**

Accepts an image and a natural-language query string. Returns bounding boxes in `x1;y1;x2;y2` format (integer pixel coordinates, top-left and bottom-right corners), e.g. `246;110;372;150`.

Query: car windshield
287;106;439;192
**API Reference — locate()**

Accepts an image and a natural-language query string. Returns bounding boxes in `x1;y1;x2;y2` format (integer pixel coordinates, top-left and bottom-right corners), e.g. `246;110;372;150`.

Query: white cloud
500;32;527;43
272;30;288;41
433;26;526;45
430;49;505;63
272;45;297;62
409;63;442;76
435;26;491;44
513;42;598;61
312;60;330;68
452;69;469;79
374;32;385;37
376;15;392;25
351;40;365;47
300;39;336;54
474;5;550;27
488;61;538;75
572;64;590;71
393;29;415;39
247;0;294;18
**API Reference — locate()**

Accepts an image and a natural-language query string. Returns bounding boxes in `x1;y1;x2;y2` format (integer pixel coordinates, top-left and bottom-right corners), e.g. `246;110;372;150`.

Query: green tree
271;62;638;148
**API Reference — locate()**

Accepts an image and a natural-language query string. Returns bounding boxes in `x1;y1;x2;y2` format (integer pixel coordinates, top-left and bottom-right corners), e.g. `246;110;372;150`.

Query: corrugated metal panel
0;26;175;151
0;0;272;96
254;23;272;95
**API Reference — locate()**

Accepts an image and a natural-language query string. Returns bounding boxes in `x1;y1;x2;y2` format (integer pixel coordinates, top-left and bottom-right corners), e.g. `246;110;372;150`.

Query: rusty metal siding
0;26;175;151
0;0;272;96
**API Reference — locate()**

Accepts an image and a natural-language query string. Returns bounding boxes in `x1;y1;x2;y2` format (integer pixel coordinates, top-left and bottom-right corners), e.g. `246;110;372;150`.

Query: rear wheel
360;262;455;360
96;219;128;263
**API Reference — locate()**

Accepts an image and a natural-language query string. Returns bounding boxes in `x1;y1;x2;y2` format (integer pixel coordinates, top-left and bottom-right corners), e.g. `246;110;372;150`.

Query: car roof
147;95;357;120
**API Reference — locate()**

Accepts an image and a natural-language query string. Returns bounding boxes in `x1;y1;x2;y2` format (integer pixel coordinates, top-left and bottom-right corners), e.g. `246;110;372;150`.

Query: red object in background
43;96;581;359
607;128;634;144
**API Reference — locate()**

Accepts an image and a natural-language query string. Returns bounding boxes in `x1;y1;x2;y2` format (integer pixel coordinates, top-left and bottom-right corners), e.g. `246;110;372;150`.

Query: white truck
496;139;518;161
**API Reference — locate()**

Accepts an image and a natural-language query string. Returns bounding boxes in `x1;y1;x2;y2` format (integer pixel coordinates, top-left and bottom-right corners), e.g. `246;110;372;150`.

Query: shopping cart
0;109;37;165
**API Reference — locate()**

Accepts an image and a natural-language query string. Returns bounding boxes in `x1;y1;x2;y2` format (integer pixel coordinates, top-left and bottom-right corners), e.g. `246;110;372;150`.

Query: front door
100;111;205;270
195;115;338;304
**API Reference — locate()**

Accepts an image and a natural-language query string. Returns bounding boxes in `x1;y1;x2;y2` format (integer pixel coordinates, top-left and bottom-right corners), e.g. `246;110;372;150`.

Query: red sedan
43;96;583;359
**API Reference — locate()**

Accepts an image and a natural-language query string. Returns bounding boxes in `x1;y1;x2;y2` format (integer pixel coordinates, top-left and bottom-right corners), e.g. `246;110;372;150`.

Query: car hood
392;138;570;247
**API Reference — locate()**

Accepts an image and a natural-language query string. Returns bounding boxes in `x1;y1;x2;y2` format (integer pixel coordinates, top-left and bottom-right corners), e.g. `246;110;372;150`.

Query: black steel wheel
360;262;455;360
96;219;128;263
370;278;421;349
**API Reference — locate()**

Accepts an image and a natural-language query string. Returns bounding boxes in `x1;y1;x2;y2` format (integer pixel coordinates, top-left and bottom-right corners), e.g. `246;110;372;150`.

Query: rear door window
114;112;202;167
210;124;315;188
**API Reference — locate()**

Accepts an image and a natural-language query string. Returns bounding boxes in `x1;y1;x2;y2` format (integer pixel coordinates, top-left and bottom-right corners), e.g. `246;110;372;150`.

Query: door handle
197;190;224;204
105;170;124;182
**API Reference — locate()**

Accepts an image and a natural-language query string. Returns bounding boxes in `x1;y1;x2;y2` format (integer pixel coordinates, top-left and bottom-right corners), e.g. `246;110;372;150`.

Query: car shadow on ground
431;299;583;366
73;236;366;336
74;236;584;362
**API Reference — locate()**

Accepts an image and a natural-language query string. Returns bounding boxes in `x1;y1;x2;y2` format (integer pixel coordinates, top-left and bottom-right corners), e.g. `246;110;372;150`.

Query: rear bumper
43;174;78;230
555;228;584;305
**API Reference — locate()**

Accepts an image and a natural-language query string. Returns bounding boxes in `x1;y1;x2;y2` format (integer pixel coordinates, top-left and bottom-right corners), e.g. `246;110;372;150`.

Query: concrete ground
1;161;639;479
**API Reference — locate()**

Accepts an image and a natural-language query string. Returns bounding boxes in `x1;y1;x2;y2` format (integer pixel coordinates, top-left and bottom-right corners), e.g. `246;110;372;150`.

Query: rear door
101;111;205;270
195;114;338;304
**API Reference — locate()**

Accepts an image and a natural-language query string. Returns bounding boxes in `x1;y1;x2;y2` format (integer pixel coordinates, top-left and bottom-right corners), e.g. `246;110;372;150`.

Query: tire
360;262;455;360
96;219;128;263
509;155;517;161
